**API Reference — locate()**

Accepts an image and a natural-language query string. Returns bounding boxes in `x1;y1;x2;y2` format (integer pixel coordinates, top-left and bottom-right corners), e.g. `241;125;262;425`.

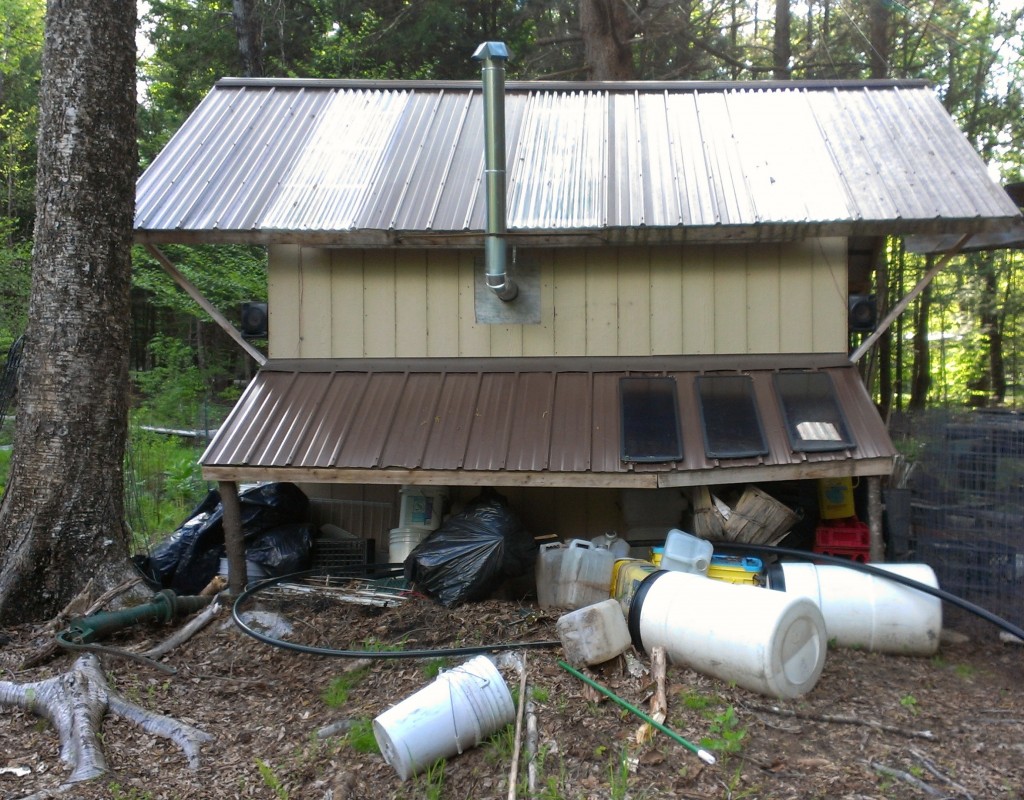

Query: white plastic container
559;540;616;610
590;531;631;558
659;528;713;575
535;541;564;608
373;655;514;780
389;526;430;563
768;562;942;656
556;598;633;666
398;485;448;531
630;570;827;699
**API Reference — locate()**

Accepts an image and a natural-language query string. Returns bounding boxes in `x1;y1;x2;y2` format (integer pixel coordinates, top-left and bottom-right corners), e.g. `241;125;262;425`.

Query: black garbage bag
132;489;221;590
405;490;537;607
133;482;310;594
246;522;314;577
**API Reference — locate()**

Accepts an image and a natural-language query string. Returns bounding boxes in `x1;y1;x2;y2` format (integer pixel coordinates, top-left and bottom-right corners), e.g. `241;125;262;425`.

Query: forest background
0;0;1022;542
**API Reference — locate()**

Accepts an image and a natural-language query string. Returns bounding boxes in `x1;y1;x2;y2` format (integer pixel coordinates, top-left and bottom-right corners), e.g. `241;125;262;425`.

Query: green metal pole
558;659;716;765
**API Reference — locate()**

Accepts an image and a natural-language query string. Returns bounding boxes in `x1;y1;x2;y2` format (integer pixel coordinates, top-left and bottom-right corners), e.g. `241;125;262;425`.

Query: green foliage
320;667;369;708
343;717;380;754
700;704;747;755
132;334;209;427
132;244;267;321
124;424;207;547
0;219;32;352
255;758;289;800
421;657;451;680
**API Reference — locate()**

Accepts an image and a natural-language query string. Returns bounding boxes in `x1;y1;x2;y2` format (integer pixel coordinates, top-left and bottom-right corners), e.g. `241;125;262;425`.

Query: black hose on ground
711;541;1024;642
231;568;561;659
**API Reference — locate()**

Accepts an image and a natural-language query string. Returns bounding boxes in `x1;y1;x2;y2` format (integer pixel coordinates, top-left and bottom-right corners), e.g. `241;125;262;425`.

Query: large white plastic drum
630;570;827;699
769;562;942;656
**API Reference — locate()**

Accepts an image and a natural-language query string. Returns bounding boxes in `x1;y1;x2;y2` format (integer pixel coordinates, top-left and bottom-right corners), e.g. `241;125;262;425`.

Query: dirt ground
1;574;1023;800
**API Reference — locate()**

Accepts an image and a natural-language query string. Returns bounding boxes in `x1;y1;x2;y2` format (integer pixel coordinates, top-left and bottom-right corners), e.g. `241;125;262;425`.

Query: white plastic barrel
630;570;827;699
535;541;564;608
768;562;942;656
373;655;514;780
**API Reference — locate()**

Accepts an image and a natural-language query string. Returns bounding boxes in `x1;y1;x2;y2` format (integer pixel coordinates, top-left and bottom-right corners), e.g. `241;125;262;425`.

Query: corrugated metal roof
135;78;1021;246
200;355;896;488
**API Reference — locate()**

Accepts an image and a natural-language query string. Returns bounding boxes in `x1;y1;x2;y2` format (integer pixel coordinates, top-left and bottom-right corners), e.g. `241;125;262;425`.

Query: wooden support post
219;480;246;595
867;476;884;563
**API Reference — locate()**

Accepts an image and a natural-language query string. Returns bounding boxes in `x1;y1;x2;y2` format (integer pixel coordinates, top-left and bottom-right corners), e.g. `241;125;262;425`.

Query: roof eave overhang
200;456;895;489
133;216;1019;249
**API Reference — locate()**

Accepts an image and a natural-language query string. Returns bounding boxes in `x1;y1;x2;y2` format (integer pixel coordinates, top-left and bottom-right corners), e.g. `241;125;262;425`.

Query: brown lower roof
200;354;895;488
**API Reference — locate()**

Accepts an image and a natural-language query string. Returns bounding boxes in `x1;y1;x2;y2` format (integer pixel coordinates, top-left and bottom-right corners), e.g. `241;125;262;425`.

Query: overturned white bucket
768;562;942;656
373;655;514;780
629;570;827;699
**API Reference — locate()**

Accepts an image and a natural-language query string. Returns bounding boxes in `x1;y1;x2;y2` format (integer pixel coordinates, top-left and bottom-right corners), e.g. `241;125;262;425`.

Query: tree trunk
579;0;635;80
909;264;932;410
868;0;891;78
981;260;1006;404
773;0;792;80
232;0;264;78
0;0;138;623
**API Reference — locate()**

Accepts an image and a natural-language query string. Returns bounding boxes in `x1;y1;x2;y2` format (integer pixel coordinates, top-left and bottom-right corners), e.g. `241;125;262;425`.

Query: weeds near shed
256;758;288;800
344;717;380;754
321;667;369;708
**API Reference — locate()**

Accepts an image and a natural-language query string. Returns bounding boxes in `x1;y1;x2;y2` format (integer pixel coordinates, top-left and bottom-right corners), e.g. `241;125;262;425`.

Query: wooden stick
507;654;528;800
638;646;668;744
869;762;944;796
751;703;936;740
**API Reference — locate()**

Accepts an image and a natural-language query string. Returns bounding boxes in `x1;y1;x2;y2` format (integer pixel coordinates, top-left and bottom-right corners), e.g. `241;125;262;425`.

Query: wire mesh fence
891;409;1024;628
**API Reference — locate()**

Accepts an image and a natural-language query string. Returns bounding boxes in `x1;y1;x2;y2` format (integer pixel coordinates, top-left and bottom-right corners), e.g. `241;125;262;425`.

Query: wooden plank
267;244;301;359
363;250;397;357
458;251;490;356
650;246;683;355
201;465;663;488
713;246;747;353
522;251;556;356
811;237;848;352
331;249;365;358
553;248;587;355
585;248;619;355
394;250;428;357
426;250;460;357
681;245;715;354
778;241;815;352
298;246;332;357
617;247;651;356
746;243;781;353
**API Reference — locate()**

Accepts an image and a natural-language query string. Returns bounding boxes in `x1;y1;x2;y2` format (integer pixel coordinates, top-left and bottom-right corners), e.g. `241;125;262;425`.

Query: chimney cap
473;41;509;61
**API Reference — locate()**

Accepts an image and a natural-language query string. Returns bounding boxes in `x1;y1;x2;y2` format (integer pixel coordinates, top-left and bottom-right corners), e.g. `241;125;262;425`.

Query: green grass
320;667;369;708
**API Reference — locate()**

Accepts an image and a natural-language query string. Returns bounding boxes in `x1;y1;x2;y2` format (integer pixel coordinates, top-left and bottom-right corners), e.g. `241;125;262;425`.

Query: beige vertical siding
269;239;848;358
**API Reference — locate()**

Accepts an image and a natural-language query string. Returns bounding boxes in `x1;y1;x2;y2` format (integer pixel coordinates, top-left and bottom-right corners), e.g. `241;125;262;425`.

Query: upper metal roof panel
135;78;1021;244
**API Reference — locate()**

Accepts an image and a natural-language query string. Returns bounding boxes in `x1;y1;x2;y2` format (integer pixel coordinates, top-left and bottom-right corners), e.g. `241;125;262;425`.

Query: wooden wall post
219;480;246;595
867;476;885;563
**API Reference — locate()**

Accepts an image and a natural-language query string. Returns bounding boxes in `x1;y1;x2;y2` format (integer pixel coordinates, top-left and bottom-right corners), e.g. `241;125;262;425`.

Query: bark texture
580;0;636;80
0;0;138;622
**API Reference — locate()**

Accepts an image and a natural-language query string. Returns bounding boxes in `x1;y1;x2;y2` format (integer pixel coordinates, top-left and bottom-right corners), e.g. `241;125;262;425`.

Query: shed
134;75;1022;574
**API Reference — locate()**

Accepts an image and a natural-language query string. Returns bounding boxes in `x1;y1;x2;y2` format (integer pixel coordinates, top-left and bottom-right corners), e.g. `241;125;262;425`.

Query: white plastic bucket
373;655;514;780
389;526;430;564
398;485;448;531
768;562;942;656
630;570;827;699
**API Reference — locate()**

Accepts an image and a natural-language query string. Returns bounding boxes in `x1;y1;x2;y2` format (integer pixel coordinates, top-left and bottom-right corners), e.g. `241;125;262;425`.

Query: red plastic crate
813;543;870;562
814;518;869;549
